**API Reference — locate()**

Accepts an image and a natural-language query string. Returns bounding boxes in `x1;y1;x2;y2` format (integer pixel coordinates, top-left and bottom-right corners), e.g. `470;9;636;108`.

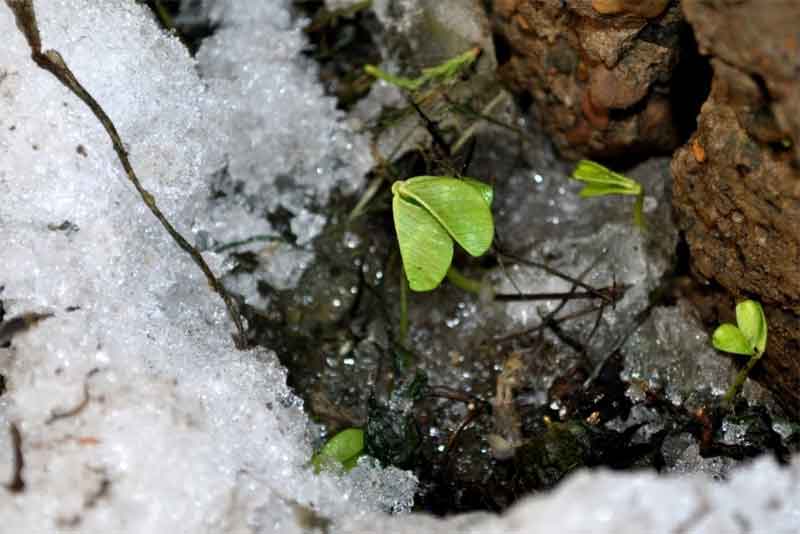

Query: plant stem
451;91;508;155
633;193;645;229
445;266;484;295
348;175;384;221
399;268;409;344
723;350;763;406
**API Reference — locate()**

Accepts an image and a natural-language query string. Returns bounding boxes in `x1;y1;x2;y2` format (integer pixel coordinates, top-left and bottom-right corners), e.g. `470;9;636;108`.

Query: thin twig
445;404;486;454
494;285;627;303
5;0;247;348
495;250;610;301
494;303;606;343
585;300;657;386
427;386;485;406
0;312;53;345
5;423;24;493
408;97;451;159
45;369;98;425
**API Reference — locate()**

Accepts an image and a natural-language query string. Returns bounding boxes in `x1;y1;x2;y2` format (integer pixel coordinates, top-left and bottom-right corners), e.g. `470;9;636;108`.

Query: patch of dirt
671;0;800;418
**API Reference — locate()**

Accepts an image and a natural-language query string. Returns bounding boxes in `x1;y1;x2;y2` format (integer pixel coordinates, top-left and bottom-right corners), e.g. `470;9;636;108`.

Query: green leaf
712;323;756;356
571;160;642;195
312;428;364;471
396;176;494;257
578;183;641;198
462;177;494;206
736;300;767;355
365;47;480;93
392;191;454;291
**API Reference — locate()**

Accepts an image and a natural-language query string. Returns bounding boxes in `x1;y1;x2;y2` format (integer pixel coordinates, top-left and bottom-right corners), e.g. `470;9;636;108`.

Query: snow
0;1;798;533
0;1;412;532
341;455;800;533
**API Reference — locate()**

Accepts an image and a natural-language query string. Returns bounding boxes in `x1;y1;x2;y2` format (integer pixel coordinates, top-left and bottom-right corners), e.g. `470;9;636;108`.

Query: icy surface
186;0;374;292
0;1;412;533
341;455;800;533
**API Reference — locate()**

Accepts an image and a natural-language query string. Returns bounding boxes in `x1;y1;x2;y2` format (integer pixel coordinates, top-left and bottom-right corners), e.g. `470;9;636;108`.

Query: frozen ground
0;1;798;533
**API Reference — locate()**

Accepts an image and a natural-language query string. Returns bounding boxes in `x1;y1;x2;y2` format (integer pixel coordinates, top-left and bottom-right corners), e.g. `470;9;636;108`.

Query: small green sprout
711;299;768;405
364;47;481;92
392;176;494;292
311;428;365;472
570;160;645;227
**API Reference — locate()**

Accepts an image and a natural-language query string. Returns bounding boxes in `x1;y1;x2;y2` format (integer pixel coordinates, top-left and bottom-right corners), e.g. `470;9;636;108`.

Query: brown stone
691;138;705;163
494;0;519;18
592;0;669;19
492;0;683;159
591;0;624;16
589;64;646;110
672;0;800;417
581;89;609;129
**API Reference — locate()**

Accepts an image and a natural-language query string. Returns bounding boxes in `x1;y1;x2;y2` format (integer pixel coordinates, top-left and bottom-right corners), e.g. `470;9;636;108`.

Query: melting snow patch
0;1;412;532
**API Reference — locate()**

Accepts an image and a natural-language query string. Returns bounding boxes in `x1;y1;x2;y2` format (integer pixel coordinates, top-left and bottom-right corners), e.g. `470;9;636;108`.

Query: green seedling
392;176;494;292
365;47;481;92
711;299;768;405
570;160;645;227
311;428;365;472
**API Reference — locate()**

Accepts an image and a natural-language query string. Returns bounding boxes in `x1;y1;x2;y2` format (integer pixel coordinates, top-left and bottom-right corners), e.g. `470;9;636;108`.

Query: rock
492;0;687;159
672;0;800;418
591;0;671;19
682;0;800;163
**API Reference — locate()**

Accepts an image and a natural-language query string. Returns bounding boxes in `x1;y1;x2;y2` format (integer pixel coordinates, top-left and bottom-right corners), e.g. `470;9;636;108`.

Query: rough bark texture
672;0;800;418
492;0;685;160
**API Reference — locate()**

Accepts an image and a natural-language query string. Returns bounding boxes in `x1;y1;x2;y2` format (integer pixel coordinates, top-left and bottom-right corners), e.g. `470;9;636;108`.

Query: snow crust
0;1;797;534
0;1;412;532
341;454;800;534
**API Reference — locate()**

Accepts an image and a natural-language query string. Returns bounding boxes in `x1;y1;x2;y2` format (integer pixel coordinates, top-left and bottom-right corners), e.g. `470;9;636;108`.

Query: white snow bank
0;1;413;532
341;454;800;533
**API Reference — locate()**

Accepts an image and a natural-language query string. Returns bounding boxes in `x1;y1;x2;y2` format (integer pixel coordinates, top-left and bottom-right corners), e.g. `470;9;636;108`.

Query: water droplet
343;231;362;249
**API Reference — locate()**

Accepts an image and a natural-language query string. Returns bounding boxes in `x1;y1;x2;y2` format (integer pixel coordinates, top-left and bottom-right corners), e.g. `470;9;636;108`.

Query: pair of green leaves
311;428;364;472
570;160;645;227
712;300;768;357
392;176;494;292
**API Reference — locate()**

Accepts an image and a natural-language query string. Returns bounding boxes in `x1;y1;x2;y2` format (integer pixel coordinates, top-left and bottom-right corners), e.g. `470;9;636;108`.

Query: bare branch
4;0;247;348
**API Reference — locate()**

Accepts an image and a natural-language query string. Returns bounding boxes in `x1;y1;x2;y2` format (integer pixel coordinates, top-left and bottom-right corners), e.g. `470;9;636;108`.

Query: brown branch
4;0;247;349
0;312;53;345
493;303;606;343
494;284;628;303
5;423;24;493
